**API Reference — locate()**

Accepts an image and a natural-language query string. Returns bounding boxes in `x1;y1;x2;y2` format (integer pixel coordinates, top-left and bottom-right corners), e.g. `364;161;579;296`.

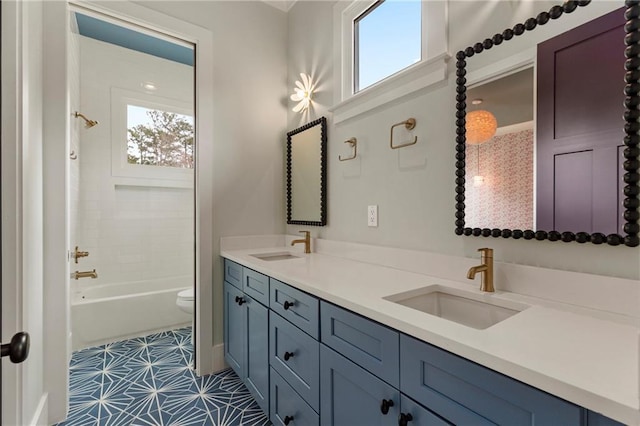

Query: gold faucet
72;269;98;280
291;231;311;254
467;248;494;292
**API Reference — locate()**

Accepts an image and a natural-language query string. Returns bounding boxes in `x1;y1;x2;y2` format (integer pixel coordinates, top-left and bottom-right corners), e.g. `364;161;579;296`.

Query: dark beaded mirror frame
286;116;327;226
454;0;640;247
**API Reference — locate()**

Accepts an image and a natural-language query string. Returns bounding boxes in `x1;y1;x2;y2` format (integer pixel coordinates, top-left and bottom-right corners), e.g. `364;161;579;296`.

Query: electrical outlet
368;205;378;227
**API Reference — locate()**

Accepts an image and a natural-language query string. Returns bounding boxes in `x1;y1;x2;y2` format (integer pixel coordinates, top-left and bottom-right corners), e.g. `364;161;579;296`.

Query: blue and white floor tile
57;327;270;426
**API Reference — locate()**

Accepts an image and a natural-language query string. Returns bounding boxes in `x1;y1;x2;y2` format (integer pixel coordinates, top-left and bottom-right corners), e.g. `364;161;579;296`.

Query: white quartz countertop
221;247;640;425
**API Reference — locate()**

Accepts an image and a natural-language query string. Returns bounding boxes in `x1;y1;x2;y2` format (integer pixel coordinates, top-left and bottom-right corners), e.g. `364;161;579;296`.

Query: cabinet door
246;296;269;414
224;282;245;378
320;344;399;426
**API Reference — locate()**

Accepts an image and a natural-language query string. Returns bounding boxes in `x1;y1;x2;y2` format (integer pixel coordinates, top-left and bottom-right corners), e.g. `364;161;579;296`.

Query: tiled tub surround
221;236;640;425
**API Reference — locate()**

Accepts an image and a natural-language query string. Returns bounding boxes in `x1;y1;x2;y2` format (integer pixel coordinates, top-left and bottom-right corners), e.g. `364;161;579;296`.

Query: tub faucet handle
73;246;90;263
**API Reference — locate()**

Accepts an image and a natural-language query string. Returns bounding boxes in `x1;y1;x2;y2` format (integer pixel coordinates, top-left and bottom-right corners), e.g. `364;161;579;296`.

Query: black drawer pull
380;399;394;415
283;415;294;425
283;300;295;310
283;351;295;361
398;413;413;426
236;296;245;306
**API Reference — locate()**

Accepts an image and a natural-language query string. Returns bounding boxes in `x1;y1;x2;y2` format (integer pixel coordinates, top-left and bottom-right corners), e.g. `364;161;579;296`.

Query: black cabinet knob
283;415;294;425
283;351;295;361
236;297;245;306
1;332;29;364
398;413;413;426
283;300;294;310
380;398;394;415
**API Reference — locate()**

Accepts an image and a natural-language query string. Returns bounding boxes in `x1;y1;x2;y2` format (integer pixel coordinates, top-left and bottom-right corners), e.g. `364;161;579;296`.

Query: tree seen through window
127;105;194;168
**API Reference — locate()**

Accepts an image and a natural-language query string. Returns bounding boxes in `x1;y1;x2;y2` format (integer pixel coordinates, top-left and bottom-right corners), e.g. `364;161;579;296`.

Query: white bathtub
71;276;193;350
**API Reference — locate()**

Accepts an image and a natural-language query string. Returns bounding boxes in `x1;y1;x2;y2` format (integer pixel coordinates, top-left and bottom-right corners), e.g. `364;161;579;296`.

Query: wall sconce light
466;99;497;145
290;73;315;113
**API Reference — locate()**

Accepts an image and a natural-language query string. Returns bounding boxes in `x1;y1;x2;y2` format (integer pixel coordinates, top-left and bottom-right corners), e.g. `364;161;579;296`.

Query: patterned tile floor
57;327;270;426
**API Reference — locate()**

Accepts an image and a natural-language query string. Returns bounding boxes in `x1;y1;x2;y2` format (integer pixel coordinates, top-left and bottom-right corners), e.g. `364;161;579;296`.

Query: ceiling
74;13;194;66
467;68;534;128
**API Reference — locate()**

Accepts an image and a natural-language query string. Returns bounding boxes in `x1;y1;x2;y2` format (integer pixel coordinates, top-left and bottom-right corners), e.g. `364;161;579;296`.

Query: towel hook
339;137;357;161
390;118;417;149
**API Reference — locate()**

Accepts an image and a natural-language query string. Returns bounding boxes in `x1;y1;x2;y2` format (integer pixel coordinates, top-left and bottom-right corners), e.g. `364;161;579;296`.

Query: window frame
111;87;194;188
331;0;448;123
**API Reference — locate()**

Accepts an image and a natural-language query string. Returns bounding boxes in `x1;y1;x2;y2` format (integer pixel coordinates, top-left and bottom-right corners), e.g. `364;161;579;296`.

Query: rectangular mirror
287;117;327;226
455;2;639;247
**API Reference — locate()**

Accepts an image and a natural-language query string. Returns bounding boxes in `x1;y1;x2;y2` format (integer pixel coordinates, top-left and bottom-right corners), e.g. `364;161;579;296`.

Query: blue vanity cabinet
400;334;583;425
223;262;270;415
224;258;627;425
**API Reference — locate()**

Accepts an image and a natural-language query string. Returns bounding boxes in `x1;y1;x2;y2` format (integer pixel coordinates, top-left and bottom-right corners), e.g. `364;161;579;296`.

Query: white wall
130;0;288;346
75;36;194;291
286;1;640;280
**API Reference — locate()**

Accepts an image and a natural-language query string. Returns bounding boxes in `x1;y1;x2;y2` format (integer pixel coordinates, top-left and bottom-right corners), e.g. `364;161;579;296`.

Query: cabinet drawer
224;258;243;290
587;411;625;426
400;335;582;425
400;395;452;426
320;301;399;387
270;279;319;338
270;368;319;426
270;311;320;411
243;268;269;306
320;344;400;426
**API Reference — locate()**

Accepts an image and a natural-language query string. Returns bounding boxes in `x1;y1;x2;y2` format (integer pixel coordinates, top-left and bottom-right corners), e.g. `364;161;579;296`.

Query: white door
2;1;49;425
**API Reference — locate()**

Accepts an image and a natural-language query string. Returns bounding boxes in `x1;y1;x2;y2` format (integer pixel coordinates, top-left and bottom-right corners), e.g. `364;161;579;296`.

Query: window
127;105;194;168
354;0;422;92
331;0;448;123
111;88;194;187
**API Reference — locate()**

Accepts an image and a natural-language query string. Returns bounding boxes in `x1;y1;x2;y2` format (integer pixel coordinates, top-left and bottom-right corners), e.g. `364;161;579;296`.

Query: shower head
74;111;99;128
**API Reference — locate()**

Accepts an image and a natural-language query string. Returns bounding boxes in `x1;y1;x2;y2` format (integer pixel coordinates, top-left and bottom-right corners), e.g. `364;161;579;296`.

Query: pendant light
466;99;497;145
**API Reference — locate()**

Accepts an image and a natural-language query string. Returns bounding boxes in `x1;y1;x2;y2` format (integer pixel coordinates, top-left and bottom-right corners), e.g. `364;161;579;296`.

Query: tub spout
72;269;98;280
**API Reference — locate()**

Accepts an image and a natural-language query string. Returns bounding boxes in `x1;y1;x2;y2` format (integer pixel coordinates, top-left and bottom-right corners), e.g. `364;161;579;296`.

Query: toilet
176;287;194;315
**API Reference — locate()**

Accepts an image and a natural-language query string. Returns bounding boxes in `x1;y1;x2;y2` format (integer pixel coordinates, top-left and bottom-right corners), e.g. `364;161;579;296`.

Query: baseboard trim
212;343;227;372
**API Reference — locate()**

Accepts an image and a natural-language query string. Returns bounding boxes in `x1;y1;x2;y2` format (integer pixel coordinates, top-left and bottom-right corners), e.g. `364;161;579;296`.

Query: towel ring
339;138;357;161
390;118;417;149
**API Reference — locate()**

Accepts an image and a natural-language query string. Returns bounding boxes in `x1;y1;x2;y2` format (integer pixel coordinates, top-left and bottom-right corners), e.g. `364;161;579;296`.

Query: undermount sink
251;252;302;261
384;285;529;330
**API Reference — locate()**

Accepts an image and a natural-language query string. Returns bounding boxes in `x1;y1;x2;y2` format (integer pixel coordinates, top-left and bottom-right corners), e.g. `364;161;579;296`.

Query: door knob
1;332;30;364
